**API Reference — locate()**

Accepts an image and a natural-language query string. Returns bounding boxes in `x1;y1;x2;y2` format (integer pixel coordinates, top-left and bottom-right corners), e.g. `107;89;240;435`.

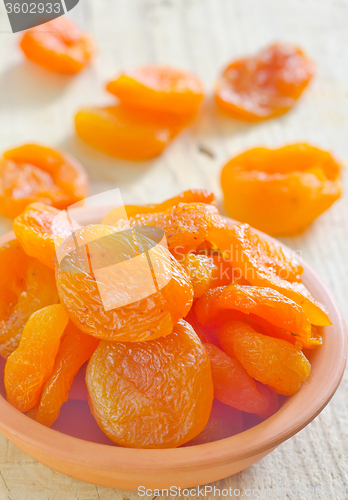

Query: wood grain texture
0;0;347;498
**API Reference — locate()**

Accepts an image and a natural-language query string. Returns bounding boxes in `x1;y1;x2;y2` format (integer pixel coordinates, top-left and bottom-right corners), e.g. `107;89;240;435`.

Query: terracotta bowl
0;213;346;491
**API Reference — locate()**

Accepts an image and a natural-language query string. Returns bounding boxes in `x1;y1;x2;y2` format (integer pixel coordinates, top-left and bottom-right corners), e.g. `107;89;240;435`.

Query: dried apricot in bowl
221;143;342;235
106;66;205;116
55;225;193;341
75;105;187;160
86;319;213;448
0;144;88;219
20;17;94;74
215;43;315;121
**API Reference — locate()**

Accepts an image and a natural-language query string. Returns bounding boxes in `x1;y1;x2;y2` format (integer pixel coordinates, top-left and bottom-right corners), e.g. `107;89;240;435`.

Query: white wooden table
0;1;347;498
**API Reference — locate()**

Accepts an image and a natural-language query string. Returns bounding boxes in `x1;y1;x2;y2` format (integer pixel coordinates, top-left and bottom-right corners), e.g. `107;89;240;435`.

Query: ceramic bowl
0;213;346;491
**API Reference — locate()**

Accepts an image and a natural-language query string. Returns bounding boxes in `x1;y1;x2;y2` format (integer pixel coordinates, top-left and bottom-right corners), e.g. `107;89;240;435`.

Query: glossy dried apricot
122;189;216;218
112;203;212;255
0;144;88;219
86;319;213;448
195;284;311;341
5;304;69;412
31;322;99;427
219;321;311;396
20;17;94;74
178;253;217;298
13;203;76;270
55;225;193;341
75;105;187;160
204;343;272;416
215;43;315;121
221;144;342;235
208;223;330;326
106;66;204;116
0;242;58;359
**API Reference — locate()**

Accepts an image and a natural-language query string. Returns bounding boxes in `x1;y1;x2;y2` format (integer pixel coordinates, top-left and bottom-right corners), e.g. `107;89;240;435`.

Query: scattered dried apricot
55;225;193;341
75;105;187;160
31;322;99;427
106;66;204;116
5;304;69;412
20;17;94;74
86;319;213;448
215;43;315;121
0;144;88;219
221;144;342;235
219;321;311;396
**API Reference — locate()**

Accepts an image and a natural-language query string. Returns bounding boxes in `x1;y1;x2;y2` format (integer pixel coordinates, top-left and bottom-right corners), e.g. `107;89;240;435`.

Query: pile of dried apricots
1;189;331;448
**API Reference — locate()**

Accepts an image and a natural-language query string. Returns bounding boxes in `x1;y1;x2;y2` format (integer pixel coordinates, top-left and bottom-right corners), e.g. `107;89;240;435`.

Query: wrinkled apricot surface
20;17;94;74
219;321;311;396
215;43;315;121
177;253;217;298
5;304;69;412
221;144;342;236
75;105;188;160
208;223;330;326
195;284;311;341
13;203;75;270
56;225;193;341
86;319;213;448
31;321;99;427
204;343;274;416
0;144;88;219
106;66;204;116
0;241;58;359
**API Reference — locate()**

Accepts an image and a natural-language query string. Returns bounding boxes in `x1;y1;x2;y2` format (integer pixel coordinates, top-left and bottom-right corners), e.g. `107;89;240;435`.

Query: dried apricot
178;253;217;298
5;304;69;412
55;225;193;341
113;203;212;255
122;189;216;218
219;321;311;396
106;66;204;116
31;322;99;427
195;284;311;341
75;105;187;160
215;43;315;121
204;343;272;416
221;144;342;235
86;319;213;448
0;242;58;359
0;144;88;219
20;17;94;74
13;203;76;270
208;223;330;326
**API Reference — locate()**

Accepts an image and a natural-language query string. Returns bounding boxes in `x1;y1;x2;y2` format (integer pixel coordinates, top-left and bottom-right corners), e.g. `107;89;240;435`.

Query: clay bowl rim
0;215;346;476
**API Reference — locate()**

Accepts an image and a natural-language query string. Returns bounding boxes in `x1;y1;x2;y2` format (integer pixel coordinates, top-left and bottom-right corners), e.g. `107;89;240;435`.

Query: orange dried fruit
86;319;213;448
221;144;342;235
55;225;193;341
0;144;88;219
122;189;216;218
204;343;273;416
219;321;311;396
215;43;315;121
0;241;58;359
195;284;311;342
178;253;218;298
112;203;212;255
31;322;99;427
208;223;330;326
20;17;94;74
75;105;187;160
5;304;69;412
13;203;76;270
106;66;204;116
